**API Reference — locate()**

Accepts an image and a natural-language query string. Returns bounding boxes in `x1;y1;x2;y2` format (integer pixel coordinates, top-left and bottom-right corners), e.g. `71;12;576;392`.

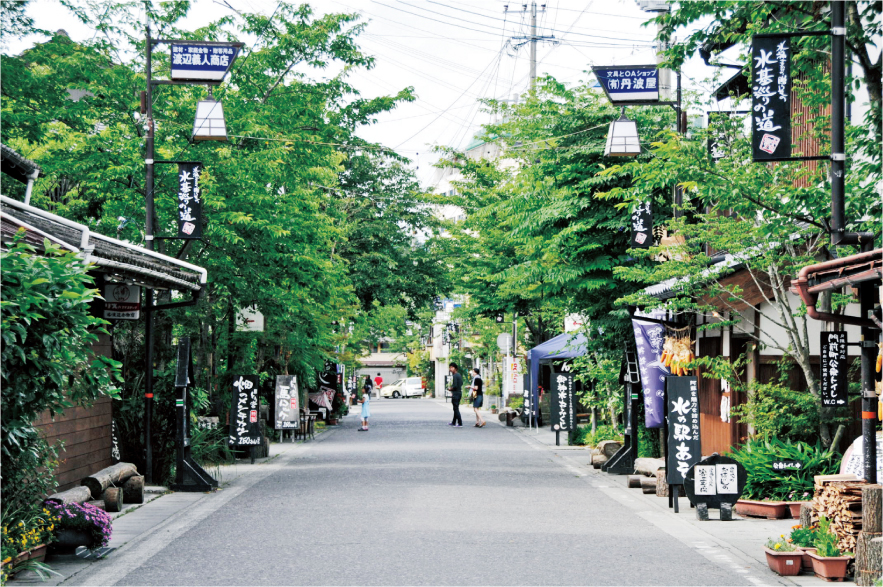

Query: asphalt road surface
89;399;742;586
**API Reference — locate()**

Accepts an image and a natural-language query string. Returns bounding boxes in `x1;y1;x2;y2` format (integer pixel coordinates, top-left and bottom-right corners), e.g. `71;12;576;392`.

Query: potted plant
788;524;818;572
45;502;112;555
763;536;803;576
785;491;812;518
807;516;852;581
1;507;58;581
490;404;498;414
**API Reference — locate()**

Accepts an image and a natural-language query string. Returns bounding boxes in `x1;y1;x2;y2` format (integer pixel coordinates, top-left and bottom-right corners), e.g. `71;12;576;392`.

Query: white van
381;377;425;398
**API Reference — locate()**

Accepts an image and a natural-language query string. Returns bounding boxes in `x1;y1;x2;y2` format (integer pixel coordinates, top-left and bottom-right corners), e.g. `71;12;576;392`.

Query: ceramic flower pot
763;547;803;576
735;499;790;519
807;550;851;582
49;529;94;555
795;546;817;572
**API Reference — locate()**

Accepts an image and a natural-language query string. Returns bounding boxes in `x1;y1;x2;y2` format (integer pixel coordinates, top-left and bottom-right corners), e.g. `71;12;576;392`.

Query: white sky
7;0;721;188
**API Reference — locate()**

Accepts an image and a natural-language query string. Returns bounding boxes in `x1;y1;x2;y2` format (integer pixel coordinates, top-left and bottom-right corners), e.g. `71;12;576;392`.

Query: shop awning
527;332;587;395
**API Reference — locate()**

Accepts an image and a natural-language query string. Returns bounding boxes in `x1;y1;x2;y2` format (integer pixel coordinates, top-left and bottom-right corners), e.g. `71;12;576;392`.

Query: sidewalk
10;427;333;586
505;420;830;587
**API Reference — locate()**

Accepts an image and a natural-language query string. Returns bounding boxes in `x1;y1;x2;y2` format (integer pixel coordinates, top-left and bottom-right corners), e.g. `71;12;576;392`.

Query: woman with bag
470;368;485;427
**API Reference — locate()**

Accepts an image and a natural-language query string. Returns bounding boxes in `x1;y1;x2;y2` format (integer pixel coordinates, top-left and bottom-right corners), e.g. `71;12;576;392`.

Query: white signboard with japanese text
104;283;141;320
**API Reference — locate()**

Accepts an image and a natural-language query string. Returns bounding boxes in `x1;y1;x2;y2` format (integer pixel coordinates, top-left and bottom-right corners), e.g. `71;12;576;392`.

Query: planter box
807;550;851;582
795;546;817;572
763;547;803;576
48;529;93;555
735;500;790;519
786;501;811;518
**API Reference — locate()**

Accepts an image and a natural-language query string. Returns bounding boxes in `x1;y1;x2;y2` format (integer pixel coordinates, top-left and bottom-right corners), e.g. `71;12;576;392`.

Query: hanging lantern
604;109;641;157
192;98;227;141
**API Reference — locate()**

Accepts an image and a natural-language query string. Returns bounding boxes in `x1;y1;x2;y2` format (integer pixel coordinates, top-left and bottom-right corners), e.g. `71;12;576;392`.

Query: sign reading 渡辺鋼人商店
666;376;701;485
592;65;660;104
551;365;576;432
104;283;141;320
171;44;239;82
229;375;261;446
751;35;791;160
177;162;203;239
820;331;848;406
274;375;299;430
630;201;652;249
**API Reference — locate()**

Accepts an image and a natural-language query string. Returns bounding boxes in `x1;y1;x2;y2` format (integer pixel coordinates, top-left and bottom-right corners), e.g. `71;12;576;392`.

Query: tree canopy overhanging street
0;1;881;585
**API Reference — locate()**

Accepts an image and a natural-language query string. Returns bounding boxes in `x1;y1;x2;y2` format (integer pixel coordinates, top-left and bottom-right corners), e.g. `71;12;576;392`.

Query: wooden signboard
666;376;701;485
820;331;848;406
274;375;299;430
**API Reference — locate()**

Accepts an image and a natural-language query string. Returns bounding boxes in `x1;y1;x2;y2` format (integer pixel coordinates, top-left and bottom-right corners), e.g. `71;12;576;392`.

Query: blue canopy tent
526;332;588;423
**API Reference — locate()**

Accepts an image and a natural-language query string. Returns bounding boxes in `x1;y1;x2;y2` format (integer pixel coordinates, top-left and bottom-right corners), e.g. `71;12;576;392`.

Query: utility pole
510;2;555;91
143;12;156;484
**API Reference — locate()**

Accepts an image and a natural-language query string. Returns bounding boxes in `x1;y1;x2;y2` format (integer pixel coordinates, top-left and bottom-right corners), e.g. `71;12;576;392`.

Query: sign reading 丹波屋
666;376;701;485
171;44;239;81
274;375;299;430
551;365;576;432
104;283;141;320
751;35;791;160
228;375;261;446
176;162;203;239
630;201;652;248
592;65;660;104
820;331;848;406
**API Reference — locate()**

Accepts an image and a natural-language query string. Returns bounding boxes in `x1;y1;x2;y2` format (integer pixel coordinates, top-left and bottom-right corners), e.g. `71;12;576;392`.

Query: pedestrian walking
469;368;485;427
359;376;372;431
373;372;383;396
447;362;463;427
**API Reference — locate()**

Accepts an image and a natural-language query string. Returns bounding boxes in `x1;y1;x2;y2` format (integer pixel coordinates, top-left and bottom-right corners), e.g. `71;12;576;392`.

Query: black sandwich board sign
229;375;260;447
820;331;848;406
683;454;746;521
666;376;702;485
551;365;576;433
172;337;218;492
274;375;300;431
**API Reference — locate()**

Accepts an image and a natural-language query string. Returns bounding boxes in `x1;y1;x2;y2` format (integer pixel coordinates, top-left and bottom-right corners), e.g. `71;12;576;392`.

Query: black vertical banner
228;375;260;446
176;162;203;238
820;332;848;407
551;368;576;432
630;201;652;248
666;376;701;485
751;35;791;160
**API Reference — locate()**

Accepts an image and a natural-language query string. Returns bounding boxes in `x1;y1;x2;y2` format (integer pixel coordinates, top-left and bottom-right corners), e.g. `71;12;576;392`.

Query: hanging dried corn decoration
661;325;694;376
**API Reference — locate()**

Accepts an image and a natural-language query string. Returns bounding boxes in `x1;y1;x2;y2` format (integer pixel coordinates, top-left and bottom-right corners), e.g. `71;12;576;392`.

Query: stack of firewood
812;479;866;552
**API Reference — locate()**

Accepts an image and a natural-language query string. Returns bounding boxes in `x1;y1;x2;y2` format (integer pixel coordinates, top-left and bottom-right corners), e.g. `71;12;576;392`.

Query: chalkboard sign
229;375;260;446
551;369;576;432
684;454;747;511
666;376;701;485
820;331;848;406
274;375;299;430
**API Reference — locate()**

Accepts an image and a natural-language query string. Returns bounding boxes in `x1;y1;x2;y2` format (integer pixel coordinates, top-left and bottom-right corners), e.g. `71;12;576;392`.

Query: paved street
58;399;798;586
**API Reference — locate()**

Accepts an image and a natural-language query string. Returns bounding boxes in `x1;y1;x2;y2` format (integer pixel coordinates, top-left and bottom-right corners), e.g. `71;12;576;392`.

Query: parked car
381;377;424;398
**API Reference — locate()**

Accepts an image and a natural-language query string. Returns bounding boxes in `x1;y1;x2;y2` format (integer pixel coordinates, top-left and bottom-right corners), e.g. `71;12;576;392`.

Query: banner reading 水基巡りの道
751;35;792;160
176;162;203;239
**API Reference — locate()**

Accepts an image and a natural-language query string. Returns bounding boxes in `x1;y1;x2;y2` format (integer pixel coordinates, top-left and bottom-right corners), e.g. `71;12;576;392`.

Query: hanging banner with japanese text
228;375;260;446
630;201;652;248
176;162;203;239
666;376;701;485
171;43;239;82
751;35;791;160
820;331;848;406
551;366;576;432
274;375;299;430
592;65;660;104
632;312;668;428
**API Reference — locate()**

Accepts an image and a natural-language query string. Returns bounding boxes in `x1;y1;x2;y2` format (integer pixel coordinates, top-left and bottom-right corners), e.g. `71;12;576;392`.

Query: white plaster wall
757;294;862;356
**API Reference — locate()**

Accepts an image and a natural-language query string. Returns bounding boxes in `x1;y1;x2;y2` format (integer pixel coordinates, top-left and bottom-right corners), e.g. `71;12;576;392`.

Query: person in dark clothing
446;362;463;427
469;367;485;427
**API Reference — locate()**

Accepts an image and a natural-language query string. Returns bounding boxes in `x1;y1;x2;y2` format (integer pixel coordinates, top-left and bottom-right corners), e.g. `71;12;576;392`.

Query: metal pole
830;1;847;246
143;12;156;484
529;2;536;89
673;70;683;220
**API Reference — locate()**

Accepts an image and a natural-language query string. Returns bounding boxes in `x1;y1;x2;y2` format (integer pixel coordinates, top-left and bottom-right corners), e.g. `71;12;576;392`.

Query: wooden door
698;337;732;456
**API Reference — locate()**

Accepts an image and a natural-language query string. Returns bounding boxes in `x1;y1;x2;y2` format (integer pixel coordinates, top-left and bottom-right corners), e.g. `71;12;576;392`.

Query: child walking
359;379;371;431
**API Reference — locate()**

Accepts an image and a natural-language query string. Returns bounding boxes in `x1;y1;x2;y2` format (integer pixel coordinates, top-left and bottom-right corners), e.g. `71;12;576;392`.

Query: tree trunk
81;462;139;499
855;531;882;586
45;486;92;505
627;475;643;488
862;485;882;533
641;477;657;494
122;475;145;504
102;487;124;513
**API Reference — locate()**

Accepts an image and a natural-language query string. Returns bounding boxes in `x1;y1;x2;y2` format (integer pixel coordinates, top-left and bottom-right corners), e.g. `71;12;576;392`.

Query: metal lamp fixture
604;108;641;157
192;96;227;141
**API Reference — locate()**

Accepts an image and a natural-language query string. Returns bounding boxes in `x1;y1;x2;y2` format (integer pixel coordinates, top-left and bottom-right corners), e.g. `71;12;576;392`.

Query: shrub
789;524;818;548
814;515;850;557
569;424;623;447
765;536;796;552
726;437;839;501
508;396;524;409
44;502;112;548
